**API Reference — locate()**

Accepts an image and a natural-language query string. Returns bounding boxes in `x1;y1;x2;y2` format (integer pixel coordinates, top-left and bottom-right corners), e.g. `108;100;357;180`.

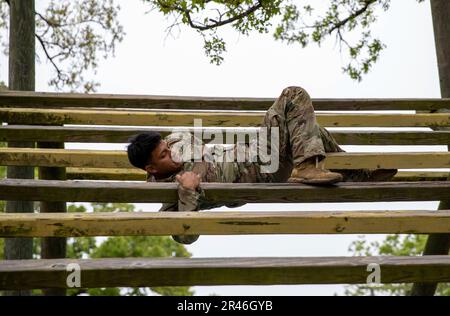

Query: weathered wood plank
331;130;450;146
0;179;449;203
1;108;450;127
1;125;450;145
1;91;450;111
0;256;449;289
392;171;450;182
0;148;449;169
66;167;147;181
324;152;450;169
0;210;449;237
65;168;450;182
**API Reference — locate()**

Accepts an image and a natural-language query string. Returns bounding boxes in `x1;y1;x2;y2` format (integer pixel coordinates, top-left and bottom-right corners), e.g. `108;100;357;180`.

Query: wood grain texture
0;148;449;169
1;91;450;111
64;168;450;182
1;108;450;127
0;179;449;203
1;125;450;145
0;256;449;289
0;210;449;237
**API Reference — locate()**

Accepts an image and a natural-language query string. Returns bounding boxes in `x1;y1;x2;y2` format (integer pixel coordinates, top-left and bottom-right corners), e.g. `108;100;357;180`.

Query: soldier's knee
172;234;199;244
282;86;311;100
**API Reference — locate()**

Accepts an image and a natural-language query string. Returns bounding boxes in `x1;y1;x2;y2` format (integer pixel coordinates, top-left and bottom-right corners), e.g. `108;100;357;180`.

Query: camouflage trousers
260;86;345;183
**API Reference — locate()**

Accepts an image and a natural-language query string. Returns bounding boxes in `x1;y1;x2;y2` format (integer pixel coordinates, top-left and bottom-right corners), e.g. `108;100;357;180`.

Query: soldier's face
145;140;183;177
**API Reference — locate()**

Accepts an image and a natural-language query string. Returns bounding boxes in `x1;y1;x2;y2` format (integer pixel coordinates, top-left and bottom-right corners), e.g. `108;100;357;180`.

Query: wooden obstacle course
0;91;449;292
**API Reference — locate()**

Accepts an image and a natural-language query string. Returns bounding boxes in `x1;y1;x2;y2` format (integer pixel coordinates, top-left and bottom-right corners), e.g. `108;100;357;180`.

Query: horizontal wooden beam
0;211;449;237
1;125;450;145
1;108;450;127
1;148;449;169
1;91;450;111
393;171;450;182
0;179;449;203
66;167;147;181
0;256;449;289
64;168;450;182
323;152;450;169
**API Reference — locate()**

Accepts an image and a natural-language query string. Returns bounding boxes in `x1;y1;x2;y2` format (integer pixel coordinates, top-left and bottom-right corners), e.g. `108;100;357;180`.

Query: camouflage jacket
146;131;271;214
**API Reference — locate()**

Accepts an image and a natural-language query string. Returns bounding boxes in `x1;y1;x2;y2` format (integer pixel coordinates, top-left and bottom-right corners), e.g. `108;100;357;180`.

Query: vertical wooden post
410;0;450;296
37;141;67;296
4;0;35;297
430;0;450;98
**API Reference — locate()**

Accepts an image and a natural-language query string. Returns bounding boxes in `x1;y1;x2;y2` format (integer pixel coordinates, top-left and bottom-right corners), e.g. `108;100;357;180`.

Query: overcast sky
0;0;446;296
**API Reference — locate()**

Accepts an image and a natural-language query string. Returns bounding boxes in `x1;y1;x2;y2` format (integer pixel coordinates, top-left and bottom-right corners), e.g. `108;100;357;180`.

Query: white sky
0;0;446;296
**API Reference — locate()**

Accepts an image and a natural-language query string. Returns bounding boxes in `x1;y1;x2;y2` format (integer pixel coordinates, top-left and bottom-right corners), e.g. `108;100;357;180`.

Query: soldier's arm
157;175;205;245
158;185;206;212
177;185;205;212
158;171;204;212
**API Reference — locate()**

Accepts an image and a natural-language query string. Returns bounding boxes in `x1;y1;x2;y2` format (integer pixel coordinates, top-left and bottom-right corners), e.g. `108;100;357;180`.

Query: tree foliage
0;0;124;92
344;234;450;296
0;0;429;89
148;0;425;80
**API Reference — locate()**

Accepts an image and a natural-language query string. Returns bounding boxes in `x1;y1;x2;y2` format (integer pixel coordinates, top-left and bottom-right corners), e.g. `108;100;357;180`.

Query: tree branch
35;10;108;29
35;32;64;80
328;0;377;34
156;0;263;31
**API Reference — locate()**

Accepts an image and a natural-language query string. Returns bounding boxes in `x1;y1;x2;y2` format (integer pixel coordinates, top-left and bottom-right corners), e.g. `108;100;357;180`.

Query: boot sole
369;169;398;182
287;176;343;185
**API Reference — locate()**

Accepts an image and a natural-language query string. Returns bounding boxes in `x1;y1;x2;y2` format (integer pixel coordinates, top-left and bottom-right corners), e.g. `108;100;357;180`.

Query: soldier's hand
176;171;201;191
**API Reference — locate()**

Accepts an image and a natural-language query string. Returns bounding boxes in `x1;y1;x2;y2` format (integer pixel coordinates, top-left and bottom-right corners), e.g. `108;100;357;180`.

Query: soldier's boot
338;168;398;182
288;156;343;185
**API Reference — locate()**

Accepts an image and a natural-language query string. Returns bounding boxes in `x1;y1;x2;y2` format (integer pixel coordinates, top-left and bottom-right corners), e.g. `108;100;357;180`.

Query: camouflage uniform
146;86;347;244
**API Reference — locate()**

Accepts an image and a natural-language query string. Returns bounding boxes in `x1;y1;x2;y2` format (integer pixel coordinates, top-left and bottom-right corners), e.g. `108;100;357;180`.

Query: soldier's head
127;132;183;178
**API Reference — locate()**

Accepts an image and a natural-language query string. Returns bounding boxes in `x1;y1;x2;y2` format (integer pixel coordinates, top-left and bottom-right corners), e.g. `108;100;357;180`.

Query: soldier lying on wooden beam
126;86;397;244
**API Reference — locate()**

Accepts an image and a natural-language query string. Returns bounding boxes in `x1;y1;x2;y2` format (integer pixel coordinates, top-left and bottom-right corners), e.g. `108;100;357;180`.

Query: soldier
127;86;397;244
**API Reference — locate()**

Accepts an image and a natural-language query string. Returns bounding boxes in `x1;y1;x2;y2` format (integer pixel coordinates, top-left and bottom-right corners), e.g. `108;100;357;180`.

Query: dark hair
127;132;162;170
